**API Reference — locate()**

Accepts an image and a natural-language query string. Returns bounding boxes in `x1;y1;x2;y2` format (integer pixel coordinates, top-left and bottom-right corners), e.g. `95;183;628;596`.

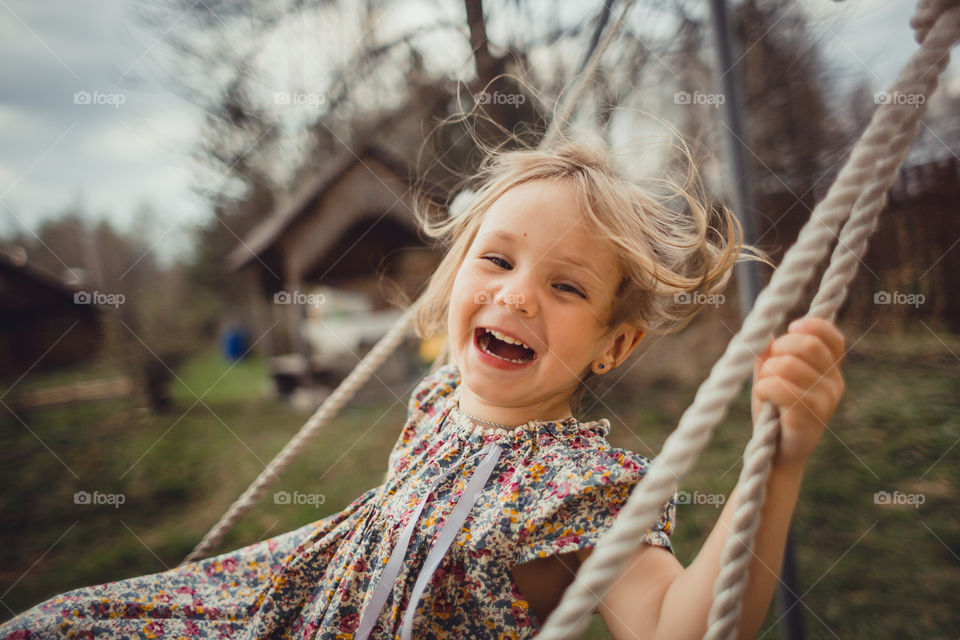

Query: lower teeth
479;337;531;364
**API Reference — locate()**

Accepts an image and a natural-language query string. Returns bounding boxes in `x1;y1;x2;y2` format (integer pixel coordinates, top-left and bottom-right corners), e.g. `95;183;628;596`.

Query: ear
604;324;645;367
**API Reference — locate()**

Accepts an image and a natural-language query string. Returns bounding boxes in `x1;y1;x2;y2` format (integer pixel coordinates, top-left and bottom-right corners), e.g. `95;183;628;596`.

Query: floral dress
1;363;677;640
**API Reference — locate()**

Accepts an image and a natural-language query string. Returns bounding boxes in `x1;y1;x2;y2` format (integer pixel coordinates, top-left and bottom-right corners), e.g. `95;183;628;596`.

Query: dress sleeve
385;364;459;480
512;446;677;566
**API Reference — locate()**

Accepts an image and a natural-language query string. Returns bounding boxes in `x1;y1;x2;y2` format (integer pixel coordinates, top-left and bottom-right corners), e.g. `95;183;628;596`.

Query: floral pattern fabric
1;363;676;639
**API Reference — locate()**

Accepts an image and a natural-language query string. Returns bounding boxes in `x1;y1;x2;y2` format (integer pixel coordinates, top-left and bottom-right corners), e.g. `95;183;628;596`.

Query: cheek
456;262;483;287
448;269;476;331
452;266;486;307
548;311;603;355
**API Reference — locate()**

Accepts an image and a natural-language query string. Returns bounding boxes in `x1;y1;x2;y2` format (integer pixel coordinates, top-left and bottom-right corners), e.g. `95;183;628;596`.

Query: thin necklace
457;403;574;431
457;407;517;431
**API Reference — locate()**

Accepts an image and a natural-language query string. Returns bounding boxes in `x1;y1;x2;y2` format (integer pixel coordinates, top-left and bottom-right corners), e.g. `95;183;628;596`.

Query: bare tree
128;0;853;313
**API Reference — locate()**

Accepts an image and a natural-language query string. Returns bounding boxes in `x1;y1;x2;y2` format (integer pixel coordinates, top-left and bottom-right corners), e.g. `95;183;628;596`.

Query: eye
483;255;511;269
554;282;587;298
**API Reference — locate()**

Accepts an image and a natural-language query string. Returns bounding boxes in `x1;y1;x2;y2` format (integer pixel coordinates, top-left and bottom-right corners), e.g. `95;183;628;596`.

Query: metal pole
707;1;805;639
708;0;761;311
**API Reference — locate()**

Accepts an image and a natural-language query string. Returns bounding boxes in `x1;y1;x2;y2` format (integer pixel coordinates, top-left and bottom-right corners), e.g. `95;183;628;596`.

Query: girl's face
448;178;644;424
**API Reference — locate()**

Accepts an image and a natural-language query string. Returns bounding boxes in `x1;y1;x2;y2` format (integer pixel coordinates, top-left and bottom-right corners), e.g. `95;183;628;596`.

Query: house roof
0;248;105;315
226;142;420;272
0;247;83;298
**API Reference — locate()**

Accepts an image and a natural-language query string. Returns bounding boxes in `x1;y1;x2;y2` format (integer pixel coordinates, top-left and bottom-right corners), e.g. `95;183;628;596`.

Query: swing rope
540;0;639;149
180;302;422;563
537;2;960;638
181;4;960;640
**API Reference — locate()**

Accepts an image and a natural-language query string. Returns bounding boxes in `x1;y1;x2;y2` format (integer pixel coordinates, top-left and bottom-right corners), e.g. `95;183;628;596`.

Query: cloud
0;0;206;262
1;0;950;265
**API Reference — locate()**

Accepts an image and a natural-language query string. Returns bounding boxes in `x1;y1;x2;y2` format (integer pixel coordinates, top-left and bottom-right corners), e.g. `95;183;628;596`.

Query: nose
494;270;538;317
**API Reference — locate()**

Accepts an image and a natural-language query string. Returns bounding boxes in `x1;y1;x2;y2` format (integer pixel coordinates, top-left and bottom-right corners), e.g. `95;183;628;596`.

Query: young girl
1;140;845;640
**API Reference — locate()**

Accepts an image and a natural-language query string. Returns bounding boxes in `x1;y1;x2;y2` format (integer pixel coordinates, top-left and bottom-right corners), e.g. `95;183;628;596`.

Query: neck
457;387;574;427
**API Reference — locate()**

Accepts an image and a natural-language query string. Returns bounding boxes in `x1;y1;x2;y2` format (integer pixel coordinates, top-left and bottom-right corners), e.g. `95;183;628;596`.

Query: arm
578;460;804;640
656;460;806;639
581;317;844;640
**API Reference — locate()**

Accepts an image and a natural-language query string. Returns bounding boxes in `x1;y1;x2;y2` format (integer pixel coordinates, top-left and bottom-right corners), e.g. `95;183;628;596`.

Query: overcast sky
0;0;952;266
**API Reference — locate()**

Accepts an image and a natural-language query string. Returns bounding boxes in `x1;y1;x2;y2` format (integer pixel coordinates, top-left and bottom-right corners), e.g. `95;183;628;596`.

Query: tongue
487;335;532;361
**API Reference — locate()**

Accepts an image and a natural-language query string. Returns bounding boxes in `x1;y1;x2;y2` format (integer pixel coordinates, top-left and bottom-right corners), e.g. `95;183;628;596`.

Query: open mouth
474;327;538;364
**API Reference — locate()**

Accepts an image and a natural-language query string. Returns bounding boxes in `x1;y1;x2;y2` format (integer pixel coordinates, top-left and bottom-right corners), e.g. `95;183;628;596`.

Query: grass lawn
1;321;957;638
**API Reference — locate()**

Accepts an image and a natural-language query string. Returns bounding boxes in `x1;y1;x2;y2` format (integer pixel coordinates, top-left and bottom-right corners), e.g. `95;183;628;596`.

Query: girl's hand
751;317;846;472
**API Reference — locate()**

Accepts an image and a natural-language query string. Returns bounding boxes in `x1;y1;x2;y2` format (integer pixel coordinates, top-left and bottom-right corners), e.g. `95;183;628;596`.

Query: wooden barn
226;142;445;396
0;247;103;379
754;155;960;330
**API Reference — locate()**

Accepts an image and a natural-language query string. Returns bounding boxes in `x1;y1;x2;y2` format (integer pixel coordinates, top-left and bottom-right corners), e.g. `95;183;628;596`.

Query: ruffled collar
441;376;611;442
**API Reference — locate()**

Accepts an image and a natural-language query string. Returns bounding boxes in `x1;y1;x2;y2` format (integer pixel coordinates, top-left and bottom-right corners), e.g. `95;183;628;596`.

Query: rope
182;0;636;565
705;70;948;640
536;2;960;638
181;300;423;563
540;0;639;148
708;6;960;635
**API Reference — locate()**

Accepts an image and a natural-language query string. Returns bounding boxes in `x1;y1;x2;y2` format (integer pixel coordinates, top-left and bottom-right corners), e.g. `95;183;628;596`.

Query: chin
459;369;506;400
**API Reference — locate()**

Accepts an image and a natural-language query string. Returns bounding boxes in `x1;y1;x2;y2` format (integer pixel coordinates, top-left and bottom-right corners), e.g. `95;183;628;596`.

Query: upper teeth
486;328;533;351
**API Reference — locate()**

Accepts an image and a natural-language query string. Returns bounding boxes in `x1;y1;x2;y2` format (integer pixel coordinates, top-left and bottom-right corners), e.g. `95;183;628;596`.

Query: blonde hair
409;131;773;413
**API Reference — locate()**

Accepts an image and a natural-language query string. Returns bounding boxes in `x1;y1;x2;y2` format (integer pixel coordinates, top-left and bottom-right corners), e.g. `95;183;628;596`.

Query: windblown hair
409;129;773;413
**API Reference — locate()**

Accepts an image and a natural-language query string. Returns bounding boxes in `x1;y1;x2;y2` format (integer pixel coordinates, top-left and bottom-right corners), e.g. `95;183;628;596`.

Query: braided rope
703;51;954;636
702;142;911;639
181;300;423;563
537;3;960;638
707;6;960;635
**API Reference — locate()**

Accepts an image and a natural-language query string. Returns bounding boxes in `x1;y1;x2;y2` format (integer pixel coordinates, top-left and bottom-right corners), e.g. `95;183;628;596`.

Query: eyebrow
477;230;604;286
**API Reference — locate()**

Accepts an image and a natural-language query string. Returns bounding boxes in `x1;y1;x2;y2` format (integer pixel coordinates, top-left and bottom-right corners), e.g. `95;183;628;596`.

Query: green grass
0;357;125;396
1;325;957;638
169;346;276;406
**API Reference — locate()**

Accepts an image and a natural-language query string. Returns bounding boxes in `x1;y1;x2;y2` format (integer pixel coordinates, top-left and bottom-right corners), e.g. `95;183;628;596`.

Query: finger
754;376;831;420
755;354;823;390
754;375;806;409
766;333;836;378
788;317;845;360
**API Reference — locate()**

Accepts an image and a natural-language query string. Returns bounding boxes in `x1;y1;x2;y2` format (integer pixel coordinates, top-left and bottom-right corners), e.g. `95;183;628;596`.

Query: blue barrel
221;327;249;361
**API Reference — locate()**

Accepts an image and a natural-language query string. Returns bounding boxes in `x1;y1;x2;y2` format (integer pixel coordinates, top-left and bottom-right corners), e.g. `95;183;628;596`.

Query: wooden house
0;247;103;379
226;142;444;394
